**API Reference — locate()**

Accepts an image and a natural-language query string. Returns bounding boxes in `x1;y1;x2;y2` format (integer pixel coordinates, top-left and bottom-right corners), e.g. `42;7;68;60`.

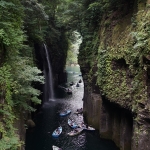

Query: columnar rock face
79;0;150;149
82;77;133;150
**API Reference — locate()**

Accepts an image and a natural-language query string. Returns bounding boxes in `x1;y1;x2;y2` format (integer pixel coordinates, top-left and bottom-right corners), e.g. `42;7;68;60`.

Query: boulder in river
26;119;35;128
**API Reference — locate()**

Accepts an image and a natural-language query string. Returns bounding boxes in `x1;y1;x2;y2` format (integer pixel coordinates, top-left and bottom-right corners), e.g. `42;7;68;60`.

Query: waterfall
43;44;54;101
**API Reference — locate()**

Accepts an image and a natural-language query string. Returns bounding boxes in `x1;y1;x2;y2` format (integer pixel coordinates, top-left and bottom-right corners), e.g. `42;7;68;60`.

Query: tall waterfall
43;44;54;101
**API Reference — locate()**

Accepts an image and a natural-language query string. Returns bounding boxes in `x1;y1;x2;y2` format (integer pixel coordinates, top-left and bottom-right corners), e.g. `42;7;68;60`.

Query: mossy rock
26;119;36;128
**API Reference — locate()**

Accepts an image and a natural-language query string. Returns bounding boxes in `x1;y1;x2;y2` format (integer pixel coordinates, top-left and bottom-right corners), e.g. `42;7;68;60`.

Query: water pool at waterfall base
25;66;119;150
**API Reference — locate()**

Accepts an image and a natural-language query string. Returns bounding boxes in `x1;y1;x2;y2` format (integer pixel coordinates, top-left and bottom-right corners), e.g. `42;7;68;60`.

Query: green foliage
0;0;46;149
66;31;82;65
54;0;82;32
78;0;150;115
0;65;22;149
22;0;48;42
10;56;44;108
66;49;78;65
0;136;22;150
0;62;44;149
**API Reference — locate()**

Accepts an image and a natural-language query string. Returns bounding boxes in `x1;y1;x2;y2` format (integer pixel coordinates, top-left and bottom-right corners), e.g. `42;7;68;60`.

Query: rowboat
52;145;62;150
67;128;83;136
68;118;78;129
79;123;95;131
76;83;79;87
59;110;71;117
52;126;62;138
85;126;95;131
78;79;82;83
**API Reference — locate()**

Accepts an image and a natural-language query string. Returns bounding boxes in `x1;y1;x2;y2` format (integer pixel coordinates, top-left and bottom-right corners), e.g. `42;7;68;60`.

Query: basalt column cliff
78;0;150;150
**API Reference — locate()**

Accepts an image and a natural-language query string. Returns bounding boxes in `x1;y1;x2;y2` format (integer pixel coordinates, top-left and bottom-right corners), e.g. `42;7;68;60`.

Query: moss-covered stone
79;0;150;149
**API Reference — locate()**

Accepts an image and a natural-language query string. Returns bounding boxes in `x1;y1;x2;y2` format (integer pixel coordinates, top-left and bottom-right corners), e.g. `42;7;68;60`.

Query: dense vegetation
0;0;70;149
0;1;44;149
77;1;150;148
0;0;149;149
75;1;150;148
78;0;150;122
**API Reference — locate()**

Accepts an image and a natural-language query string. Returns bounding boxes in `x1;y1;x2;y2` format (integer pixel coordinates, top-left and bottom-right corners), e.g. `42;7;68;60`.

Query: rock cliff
78;0;150;149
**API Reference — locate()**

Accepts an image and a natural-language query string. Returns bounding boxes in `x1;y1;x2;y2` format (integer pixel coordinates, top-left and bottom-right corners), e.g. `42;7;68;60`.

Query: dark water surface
25;66;119;150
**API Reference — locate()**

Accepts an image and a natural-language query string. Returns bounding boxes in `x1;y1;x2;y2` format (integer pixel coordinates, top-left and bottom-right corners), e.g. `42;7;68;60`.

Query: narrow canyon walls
79;0;150;149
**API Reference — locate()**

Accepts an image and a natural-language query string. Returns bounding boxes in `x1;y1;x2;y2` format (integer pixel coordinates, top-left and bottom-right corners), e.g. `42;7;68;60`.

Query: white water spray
43;44;54;101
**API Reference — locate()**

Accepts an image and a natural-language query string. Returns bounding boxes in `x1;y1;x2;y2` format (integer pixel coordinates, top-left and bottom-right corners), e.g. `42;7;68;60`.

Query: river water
25;66;119;150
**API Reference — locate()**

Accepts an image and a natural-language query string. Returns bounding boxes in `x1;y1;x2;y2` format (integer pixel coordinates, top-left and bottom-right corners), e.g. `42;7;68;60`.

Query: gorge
0;0;150;150
78;0;150;149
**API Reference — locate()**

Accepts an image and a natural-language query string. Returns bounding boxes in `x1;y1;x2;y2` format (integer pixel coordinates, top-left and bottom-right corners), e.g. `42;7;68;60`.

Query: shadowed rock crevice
111;58;129;70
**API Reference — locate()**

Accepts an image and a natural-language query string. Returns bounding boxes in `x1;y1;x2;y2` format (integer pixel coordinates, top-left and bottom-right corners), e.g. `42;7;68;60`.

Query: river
25;66;119;150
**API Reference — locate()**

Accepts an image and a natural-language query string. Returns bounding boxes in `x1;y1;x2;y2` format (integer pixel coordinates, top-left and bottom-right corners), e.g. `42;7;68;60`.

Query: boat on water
76;83;79;87
68;118;78;129
74;108;83;114
79;123;95;131
78;79;82;83
52;126;62;138
67;127;83;136
59;110;71;117
52;145;62;150
85;126;95;131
